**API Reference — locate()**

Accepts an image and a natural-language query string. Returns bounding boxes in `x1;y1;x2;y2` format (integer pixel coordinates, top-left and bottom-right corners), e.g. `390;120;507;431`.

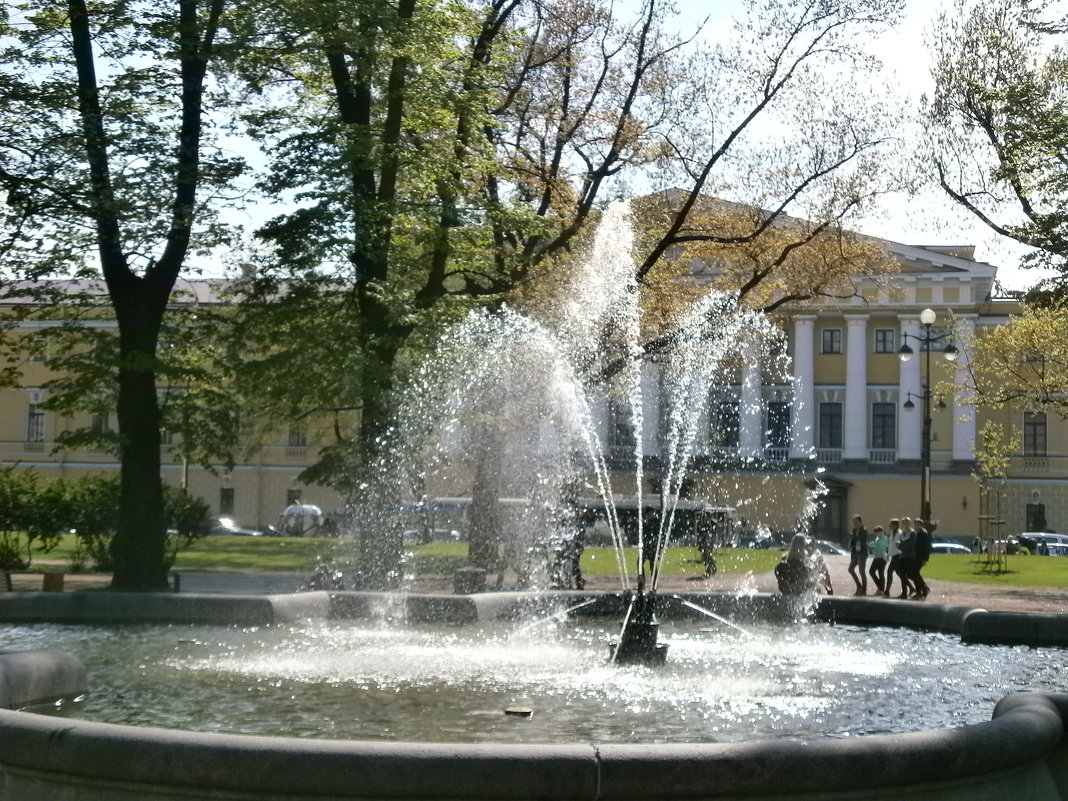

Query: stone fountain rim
1;589;1067;800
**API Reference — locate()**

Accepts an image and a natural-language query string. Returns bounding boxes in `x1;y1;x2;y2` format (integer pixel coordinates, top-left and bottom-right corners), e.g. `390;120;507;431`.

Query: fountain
380;201;796;664
3;203;1068;799
2;591;1068;800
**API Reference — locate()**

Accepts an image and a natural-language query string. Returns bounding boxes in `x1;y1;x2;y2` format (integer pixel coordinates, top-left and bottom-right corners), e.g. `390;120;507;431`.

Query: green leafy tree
928;0;1068;273
231;0;905;473
958;301;1068;413
0;466;66;570
0;1;242;589
222;0;905;579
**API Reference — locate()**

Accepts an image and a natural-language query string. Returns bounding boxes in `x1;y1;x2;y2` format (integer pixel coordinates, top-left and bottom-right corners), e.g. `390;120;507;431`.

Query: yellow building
0;280;347;531
0;242;1057;545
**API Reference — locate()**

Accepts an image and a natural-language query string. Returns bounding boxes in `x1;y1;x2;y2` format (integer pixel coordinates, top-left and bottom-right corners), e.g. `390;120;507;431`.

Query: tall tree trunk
68;0;222;590
109;313;168;590
468;428;504;571
352;326;404;589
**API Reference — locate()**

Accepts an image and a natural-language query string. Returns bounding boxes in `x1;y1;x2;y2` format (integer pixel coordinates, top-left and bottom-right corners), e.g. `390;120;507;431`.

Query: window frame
873;328;895;354
871;401;896;449
821;328;842;354
818;401;843;448
709;400;741;448
1024;411;1047;456
26;404;45;443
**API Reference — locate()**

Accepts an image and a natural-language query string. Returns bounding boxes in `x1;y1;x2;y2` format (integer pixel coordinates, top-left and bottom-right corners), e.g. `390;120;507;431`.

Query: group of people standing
849;514;936;600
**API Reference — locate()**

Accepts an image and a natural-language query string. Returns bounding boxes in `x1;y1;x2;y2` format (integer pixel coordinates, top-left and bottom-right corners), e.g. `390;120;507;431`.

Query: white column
898;316;922;460
790;316;816;459
952;317;977;461
739;338;763;460
844;315;869;460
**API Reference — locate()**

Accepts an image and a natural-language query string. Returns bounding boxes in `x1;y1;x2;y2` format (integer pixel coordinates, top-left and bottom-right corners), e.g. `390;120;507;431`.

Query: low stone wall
4;589;1068;646
2;590;1068;800
0;690;1065;800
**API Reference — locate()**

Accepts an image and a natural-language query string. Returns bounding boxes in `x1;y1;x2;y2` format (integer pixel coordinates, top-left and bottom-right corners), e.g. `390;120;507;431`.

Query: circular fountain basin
0;590;1067;801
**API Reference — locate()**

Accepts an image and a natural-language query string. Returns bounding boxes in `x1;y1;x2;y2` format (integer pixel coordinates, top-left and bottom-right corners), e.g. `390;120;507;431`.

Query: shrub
0;466;67;570
65;474;211;571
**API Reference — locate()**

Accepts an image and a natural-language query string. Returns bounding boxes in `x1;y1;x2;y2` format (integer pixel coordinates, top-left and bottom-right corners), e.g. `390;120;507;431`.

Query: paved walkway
8;556;1068;614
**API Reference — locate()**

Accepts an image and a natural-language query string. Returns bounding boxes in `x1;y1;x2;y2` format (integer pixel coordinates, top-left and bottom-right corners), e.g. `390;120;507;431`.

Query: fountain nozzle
609;591;669;666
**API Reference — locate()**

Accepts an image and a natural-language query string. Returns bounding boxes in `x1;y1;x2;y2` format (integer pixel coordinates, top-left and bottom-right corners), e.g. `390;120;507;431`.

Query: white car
930;541;971;554
1019;533;1068;556
809;539;849;556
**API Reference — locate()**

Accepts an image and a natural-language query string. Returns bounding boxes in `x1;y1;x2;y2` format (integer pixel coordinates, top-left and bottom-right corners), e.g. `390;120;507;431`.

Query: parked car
1018;532;1068;556
211;517;263;537
930;541;971;554
809;539;849;556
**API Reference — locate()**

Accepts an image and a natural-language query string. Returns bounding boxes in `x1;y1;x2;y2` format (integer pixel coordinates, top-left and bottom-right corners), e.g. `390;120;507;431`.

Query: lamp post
899;308;958;521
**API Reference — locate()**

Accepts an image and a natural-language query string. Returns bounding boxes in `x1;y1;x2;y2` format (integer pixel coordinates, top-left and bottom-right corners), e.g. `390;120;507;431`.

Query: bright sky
212;0;1047;289
668;0;1049;290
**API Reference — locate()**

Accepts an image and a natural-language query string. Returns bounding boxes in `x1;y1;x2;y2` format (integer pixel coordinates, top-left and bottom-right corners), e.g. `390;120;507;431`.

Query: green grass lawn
31;535;1068;588
922;552;1068;587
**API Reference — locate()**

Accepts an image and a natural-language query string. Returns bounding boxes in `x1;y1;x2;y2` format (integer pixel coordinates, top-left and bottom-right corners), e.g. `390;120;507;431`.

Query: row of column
788;314;976;463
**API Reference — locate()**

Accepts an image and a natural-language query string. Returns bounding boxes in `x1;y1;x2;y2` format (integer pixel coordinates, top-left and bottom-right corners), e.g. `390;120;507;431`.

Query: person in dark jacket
909;519;936;600
895;517;917;599
848;514;869;596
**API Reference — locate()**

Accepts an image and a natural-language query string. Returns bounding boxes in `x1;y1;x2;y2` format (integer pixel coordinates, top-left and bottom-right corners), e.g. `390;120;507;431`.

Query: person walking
848;514;869;595
895;517;917;599
910;519;935;600
883;518;910;598
868;525;888;595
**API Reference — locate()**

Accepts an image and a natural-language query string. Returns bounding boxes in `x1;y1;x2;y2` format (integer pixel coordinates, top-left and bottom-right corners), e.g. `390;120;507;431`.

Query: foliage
0;466;66;570
0;467;210;572
0;0;244;590
973;421;1021;482
962;301;1068;414
227;0;908;493
63;474;212;571
928;0;1068;273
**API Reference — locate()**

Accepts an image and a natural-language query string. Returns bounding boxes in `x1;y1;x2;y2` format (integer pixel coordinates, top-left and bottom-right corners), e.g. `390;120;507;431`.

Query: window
26;405;45;443
219;487;235;515
821;328;842;354
286;489;302;505
709;401;740;448
818;402;843;448
90;413;110;433
871;402;896;448
1024;412;1047;456
874;329;895;353
766;401;790;448
288;426;308;448
1026;503;1047;532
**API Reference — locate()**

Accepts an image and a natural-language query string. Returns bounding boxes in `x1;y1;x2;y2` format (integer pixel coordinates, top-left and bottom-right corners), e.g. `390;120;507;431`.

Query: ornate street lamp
899;308;958;521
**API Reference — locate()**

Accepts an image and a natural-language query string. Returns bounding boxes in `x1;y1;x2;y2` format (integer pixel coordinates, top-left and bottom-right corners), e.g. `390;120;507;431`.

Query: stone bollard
41;573;64;592
453;567;487;595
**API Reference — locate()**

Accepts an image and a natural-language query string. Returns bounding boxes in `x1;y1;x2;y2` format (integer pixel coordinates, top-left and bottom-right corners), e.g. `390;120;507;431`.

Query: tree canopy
229;0;907;488
1;0;242;589
928;0;1068;274
2;0;910;588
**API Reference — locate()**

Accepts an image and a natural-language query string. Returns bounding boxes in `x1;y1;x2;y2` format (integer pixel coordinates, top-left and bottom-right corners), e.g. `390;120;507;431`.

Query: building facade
0;241;1059;545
